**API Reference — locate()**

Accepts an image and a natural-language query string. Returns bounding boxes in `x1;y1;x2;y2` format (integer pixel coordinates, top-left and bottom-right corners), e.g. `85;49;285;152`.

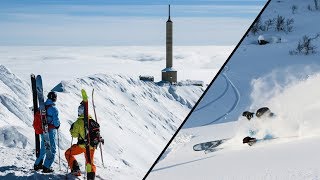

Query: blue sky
0;0;266;46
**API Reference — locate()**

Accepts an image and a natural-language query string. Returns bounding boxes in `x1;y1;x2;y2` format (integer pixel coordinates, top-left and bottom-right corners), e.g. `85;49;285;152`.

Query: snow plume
249;65;319;109
240;66;320;139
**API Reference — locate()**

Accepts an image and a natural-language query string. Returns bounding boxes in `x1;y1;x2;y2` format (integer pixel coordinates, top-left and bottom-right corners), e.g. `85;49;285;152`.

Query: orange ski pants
65;144;96;173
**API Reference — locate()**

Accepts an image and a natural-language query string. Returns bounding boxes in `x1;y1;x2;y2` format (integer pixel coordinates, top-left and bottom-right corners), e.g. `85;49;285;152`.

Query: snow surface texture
148;1;320;179
0;64;204;179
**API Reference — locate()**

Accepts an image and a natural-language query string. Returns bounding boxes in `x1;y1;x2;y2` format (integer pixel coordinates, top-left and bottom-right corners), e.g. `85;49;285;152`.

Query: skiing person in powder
242;107;274;121
242;107;275;144
65;101;103;179
34;91;60;173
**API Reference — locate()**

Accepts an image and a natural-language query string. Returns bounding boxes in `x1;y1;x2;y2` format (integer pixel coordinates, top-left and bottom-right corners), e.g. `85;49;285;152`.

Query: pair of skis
31;74;52;159
80;89;105;179
193;139;229;154
193;136;279;154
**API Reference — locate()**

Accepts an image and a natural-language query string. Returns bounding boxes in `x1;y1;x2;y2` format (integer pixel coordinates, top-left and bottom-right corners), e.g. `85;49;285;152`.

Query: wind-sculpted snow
0;65;203;179
0;95;33;126
0;65;31;104
0;126;28;148
0;65;33;128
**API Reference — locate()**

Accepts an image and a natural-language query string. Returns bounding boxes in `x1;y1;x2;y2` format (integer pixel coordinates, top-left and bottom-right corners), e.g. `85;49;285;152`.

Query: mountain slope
0;64;203;179
185;0;320;128
149;72;320;179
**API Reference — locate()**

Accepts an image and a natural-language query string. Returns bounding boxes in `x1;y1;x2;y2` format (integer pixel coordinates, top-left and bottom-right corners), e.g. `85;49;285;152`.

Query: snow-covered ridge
0;65;36;168
0;65;203;179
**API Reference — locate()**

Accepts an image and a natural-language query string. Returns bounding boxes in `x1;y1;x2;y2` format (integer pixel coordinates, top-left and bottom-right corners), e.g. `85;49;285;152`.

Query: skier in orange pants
65;102;103;180
65;144;96;176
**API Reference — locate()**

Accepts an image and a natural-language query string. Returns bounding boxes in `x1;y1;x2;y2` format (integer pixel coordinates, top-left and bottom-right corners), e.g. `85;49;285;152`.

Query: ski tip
31;73;35;77
81;89;88;101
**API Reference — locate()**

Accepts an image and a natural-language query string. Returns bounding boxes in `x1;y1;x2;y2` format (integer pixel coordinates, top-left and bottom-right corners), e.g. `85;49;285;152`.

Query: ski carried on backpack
31;74;41;158
92;89;105;168
36;75;52;157
81;89;94;179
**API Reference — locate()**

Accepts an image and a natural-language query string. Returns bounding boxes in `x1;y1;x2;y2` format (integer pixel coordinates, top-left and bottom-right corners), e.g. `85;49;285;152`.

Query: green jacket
70;114;94;148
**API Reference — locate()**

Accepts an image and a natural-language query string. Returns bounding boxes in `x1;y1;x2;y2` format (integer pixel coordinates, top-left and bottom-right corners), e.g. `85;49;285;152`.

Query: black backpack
88;118;101;147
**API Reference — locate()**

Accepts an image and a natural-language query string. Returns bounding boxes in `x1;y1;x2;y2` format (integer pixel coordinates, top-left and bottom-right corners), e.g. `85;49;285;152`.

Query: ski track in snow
199;67;241;126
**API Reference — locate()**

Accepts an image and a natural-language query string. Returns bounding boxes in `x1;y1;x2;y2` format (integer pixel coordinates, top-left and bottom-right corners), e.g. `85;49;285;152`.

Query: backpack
33;111;43;134
88;118;101;147
33;105;52;135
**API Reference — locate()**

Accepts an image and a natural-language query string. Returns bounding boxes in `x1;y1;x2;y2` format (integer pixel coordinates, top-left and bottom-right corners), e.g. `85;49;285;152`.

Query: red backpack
33;111;43;134
33;105;52;134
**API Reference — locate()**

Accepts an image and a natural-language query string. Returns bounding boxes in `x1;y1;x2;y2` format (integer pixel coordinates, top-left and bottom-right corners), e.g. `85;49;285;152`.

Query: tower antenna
168;4;171;20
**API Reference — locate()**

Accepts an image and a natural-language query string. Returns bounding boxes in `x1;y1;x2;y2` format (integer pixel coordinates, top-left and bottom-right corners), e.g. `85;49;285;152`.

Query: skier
65;101;103;179
242;107;275;144
34;91;60;173
242;107;274;120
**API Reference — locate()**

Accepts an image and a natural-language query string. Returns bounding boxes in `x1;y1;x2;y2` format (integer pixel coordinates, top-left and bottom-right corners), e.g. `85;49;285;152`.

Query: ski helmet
256;107;270;118
47;91;57;102
78;101;84;116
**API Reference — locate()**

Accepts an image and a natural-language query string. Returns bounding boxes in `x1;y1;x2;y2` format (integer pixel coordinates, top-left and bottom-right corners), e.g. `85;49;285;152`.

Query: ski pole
58;129;61;171
66;137;73;174
92;89;105;168
99;143;105;168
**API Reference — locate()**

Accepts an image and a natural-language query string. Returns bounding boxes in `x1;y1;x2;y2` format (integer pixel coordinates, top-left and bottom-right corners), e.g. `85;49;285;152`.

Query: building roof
162;67;177;72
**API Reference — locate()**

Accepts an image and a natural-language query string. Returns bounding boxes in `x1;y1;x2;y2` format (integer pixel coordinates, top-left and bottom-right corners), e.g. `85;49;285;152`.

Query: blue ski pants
34;129;57;168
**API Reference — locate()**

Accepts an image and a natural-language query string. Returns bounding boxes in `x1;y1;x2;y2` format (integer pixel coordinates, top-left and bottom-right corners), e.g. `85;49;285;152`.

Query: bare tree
290;33;320;55
291;5;298;14
264;19;274;31
315;0;319;10
275;15;285;31
251;18;261;35
286;18;294;32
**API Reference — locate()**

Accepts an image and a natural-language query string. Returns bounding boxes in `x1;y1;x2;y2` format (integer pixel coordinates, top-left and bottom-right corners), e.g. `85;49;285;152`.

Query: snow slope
148;0;320;179
0;64;204;179
0;45;232;179
184;0;320;128
148;70;320;180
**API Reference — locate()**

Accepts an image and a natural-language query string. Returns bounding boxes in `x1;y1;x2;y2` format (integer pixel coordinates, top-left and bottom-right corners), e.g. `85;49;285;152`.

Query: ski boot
42;166;54;173
33;164;43;171
243;136;257;146
242;111;254;120
71;169;81;176
87;172;95;180
71;160;81;176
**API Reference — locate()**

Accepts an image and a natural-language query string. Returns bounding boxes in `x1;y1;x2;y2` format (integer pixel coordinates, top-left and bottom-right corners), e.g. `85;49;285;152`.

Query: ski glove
99;137;105;145
55;125;60;129
242;111;254;120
